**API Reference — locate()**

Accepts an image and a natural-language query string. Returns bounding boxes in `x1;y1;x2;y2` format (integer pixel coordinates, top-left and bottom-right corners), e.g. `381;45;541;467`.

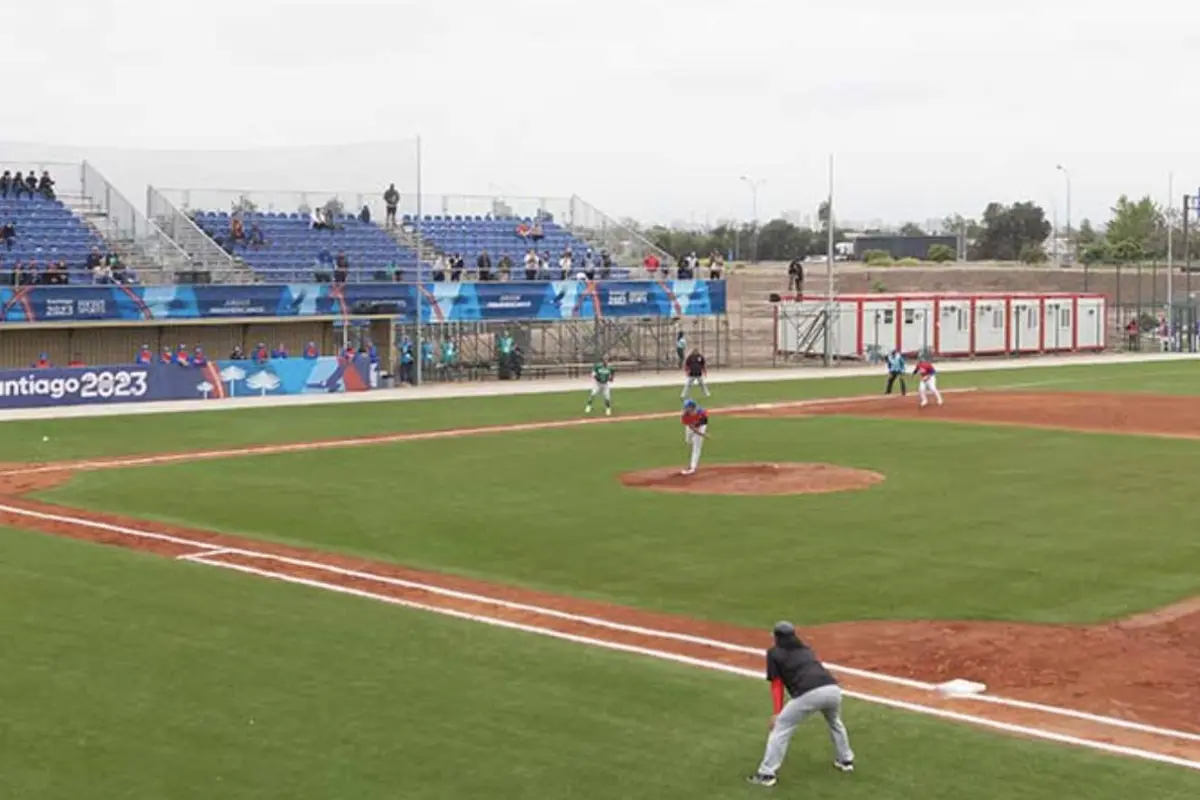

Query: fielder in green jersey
585;358;615;416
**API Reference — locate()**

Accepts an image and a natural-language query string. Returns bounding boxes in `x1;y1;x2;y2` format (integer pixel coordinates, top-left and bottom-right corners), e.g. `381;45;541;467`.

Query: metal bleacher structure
148;186;661;284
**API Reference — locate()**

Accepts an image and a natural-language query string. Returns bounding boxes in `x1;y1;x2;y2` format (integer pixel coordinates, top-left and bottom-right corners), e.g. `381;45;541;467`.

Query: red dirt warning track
3;392;1200;767
619;462;884;496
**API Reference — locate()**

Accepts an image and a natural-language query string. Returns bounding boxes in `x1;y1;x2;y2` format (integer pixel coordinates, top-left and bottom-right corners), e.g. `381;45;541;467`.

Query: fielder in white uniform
681;349;710;399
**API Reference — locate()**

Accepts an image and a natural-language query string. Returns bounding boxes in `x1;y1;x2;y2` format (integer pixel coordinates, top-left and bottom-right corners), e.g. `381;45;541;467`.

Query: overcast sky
4;0;1198;227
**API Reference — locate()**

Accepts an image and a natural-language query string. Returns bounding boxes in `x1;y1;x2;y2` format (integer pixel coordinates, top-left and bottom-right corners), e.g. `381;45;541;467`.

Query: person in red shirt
175;344;190;367
680;399;709;475
643;253;660;276
159;347;173;365
191;346;208;367
303;341;319;359
67;354;85;367
252;342;269;364
912;359;944;408
31;353;51;369
135;345;153;365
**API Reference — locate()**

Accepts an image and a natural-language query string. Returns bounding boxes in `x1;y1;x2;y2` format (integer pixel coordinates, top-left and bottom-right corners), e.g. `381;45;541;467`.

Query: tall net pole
823;154;835;367
414;135;424;386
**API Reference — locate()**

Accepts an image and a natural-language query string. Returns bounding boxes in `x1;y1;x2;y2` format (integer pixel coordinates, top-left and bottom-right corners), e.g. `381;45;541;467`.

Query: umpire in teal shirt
885;349;907;396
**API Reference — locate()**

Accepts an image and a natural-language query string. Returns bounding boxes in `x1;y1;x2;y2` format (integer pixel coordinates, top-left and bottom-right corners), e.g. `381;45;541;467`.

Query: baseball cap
772;620;796;636
683;399;697;409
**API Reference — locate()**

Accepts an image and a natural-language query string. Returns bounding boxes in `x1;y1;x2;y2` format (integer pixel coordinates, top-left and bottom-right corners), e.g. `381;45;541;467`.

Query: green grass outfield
4;531;1198;800
40;359;1200;626
8;358;1200;463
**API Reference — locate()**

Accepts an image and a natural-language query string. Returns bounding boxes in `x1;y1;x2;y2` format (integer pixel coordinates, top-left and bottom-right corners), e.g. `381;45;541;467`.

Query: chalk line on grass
3;497;1199;754
173;551;1200;773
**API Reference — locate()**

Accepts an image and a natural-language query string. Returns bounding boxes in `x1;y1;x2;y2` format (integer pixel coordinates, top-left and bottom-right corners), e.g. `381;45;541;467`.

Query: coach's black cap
772;620;795;636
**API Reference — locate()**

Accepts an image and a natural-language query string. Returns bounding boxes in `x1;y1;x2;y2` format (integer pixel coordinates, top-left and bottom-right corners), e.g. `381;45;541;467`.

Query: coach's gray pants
758;685;853;776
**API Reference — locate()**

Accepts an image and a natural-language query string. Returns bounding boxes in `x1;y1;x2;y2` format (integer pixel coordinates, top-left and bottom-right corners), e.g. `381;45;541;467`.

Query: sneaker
834;759;855;773
605;408;612;416
680;468;695;476
584;407;592;415
746;773;778;787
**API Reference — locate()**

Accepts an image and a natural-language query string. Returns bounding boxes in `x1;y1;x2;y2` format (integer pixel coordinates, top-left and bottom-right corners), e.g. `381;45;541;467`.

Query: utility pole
740;175;765;262
1056;164;1072;265
414;135;424;386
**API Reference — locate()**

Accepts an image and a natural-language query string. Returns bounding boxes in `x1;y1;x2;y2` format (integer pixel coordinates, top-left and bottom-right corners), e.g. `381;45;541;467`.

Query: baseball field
4;357;1200;798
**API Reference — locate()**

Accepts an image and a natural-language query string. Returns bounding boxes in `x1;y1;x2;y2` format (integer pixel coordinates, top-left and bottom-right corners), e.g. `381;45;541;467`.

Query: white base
936;679;987;698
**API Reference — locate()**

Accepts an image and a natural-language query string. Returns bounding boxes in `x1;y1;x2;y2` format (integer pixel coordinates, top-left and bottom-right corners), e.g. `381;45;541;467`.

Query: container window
904;309;915;325
1061;308;1071;327
992;308;1003;328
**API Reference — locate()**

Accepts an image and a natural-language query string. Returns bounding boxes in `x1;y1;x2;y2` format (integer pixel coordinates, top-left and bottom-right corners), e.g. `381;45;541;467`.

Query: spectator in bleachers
359;204;371;224
708;252;723;279
91;257;113;284
600;249;613;280
540;250;553;280
159;347;173;365
68;354;85;367
31;353;51;369
86;247;103;272
383;184;400;229
477;250;492;281
398;339;414;384
9;259;23;286
516;221;531;240
334;251;349;284
558;249;573;280
450;253;464;282
230;216;246;244
1;222;15;250
11;171;27;199
38;171;55;200
229;345;245;360
643;252;660;277
192;346;208;367
136;344;153;365
253;342;269;364
48;260;68;285
0;171;10;197
175;344;190;367
303;341;319;359
530;220;545;244
433;253;447;282
311;206;329;231
20;259;37;286
248;222;266;248
272;343;289;359
498;254;513;281
23;173;37;196
523;249;538;280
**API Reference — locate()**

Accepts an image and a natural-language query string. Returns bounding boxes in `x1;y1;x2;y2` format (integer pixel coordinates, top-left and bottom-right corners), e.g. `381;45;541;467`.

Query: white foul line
3;498;1199;750
184;554;1200;773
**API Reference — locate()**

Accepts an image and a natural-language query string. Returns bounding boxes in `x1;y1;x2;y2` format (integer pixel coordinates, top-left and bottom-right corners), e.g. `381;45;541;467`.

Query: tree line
635;195;1200;264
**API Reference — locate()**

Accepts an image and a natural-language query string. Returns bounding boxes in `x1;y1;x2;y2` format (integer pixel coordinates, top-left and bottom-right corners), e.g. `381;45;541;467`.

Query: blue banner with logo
0;280;724;325
0;355;373;409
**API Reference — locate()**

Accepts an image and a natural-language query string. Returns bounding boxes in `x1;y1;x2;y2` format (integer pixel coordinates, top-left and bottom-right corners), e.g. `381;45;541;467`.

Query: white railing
146;185;246;283
80;161;193;280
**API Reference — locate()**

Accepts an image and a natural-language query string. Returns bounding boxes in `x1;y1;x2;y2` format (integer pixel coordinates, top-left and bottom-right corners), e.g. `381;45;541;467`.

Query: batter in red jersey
912;358;944;408
680;399;708;475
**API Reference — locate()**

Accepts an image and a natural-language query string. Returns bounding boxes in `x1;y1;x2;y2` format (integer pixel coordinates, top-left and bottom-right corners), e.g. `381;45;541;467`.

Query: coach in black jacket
746;621;855;788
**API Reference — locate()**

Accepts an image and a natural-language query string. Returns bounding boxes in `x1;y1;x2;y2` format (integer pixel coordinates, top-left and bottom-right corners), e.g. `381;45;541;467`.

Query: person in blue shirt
884;349;907;396
271;343;288;359
421;339;435;371
399;343;415;385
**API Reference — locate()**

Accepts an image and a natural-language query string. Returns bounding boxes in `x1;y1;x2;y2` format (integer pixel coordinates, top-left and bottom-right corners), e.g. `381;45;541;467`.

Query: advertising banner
0;281;725;325
0;355;372;409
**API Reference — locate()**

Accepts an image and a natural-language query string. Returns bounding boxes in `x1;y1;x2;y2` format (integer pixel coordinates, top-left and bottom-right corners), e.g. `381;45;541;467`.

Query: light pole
1056;164;1072;263
740;175;765;262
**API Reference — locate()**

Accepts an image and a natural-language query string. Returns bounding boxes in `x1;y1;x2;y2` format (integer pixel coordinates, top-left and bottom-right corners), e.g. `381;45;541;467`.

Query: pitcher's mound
619;463;885;496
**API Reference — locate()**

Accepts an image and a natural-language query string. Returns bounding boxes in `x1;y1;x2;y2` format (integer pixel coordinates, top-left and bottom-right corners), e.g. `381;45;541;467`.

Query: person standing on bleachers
477;250;492;281
523;249;537;280
600;249;613;280
23;173;37;197
11;172;27;199
334;252;349;284
498;254;513;281
383;184;400;229
37;171;55;200
0;171;10;198
558;250;573;280
450;253;464;282
1;221;15;250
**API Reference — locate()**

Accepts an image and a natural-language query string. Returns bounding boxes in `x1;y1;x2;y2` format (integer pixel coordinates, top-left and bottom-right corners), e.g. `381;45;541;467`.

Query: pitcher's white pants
684;425;706;471
919;376;943;406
